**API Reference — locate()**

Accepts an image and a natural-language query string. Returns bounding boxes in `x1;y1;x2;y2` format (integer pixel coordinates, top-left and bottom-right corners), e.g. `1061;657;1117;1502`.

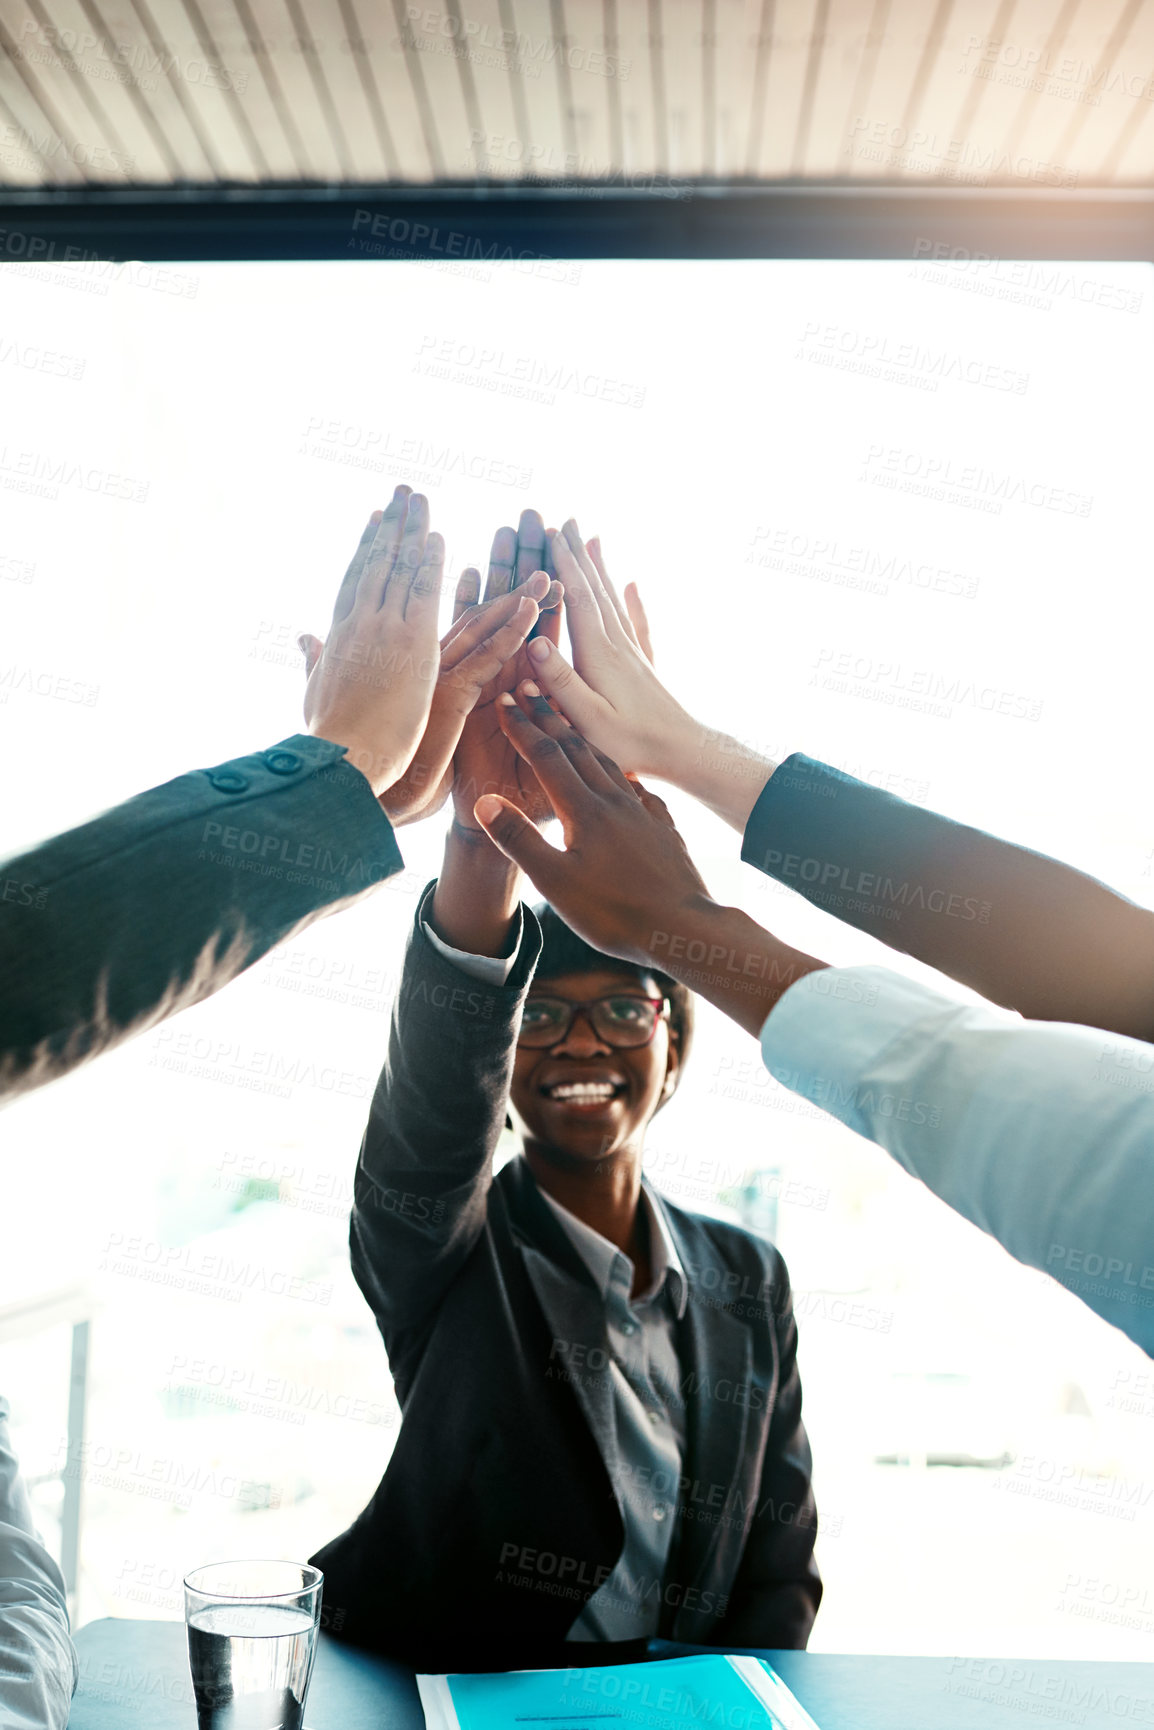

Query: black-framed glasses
518;994;670;1050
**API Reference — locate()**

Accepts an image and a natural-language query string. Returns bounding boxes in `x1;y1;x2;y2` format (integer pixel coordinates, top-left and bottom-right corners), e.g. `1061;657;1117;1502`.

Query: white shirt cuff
758;964;997;1138
421;907;524;987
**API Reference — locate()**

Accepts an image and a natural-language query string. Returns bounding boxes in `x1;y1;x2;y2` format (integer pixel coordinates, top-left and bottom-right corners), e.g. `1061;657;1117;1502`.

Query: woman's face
509;966;680;1164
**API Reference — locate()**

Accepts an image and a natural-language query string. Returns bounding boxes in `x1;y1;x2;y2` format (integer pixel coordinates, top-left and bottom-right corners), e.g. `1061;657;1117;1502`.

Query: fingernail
523;681;541;698
527;638;549;663
497;692;516;706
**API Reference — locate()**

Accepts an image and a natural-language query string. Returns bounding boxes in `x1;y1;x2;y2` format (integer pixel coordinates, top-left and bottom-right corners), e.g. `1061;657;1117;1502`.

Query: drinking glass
185;1559;323;1730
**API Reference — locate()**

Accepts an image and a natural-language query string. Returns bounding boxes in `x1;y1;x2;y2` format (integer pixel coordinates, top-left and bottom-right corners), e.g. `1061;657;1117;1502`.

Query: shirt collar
536;1179;687;1319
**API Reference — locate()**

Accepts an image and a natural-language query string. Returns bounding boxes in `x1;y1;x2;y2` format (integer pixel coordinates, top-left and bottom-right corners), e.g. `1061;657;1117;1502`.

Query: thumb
298;633;324;679
474;794;560;888
524;636;598;729
623;582;654;664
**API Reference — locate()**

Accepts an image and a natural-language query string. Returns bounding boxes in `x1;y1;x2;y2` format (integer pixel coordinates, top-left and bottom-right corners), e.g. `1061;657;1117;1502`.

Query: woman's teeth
546;1082;620;1102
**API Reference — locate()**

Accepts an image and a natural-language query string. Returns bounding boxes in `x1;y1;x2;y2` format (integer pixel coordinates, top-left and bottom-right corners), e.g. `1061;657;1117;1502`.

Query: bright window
2;254;1152;1655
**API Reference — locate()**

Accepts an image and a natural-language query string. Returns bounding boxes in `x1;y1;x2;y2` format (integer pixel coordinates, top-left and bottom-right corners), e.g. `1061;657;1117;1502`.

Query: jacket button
209;770;249;794
264;749;302;776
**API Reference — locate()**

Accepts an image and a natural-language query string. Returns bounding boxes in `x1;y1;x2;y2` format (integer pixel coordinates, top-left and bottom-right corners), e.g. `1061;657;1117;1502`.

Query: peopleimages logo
349;211;581;285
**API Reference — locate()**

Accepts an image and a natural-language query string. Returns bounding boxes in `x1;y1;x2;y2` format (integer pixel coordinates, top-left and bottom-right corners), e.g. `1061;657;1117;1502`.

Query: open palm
453;511;561;831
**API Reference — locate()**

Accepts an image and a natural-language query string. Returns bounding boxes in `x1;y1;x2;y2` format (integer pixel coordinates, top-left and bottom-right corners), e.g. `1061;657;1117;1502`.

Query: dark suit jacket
0;734;403;1104
312;885;821;1673
743;753;1154;1043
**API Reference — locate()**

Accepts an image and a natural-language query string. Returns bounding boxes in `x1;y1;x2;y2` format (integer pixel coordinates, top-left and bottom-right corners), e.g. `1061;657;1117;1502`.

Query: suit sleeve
0;1399;76;1730
0;735;404;1106
349;885;543;1389
720;1263;821;1649
742;753;1154;1043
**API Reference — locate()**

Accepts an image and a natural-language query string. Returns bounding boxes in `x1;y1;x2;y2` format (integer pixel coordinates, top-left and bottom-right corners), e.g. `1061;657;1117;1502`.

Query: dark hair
531;902;695;1083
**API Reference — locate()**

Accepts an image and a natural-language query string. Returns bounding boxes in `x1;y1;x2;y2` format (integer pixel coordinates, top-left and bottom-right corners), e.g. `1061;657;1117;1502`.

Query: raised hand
515;521;697;778
472;683;712;965
472;685;826;1035
300;487;444;797
525;521;779;832
300;493;563;821
376;567;561;825
451;509;561;832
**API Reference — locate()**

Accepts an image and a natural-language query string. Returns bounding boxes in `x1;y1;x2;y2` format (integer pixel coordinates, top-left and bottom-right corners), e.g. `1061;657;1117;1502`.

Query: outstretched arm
353;509;562;1376
525;525;1154;1042
0;490;547;1105
471;685;825;1039
740;756;1154;1043
473;692;1154;1359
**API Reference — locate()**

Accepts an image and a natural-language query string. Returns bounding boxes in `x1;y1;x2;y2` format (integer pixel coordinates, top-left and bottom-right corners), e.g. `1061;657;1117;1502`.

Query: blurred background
1;250;1152;1657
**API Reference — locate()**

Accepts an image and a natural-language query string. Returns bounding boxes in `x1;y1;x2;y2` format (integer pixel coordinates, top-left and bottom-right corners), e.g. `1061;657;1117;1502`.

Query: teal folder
418;1652;822;1730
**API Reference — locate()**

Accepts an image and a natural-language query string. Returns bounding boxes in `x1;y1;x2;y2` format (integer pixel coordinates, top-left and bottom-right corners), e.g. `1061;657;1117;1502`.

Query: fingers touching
515;509;547;590
453;567;481;626
485;509;548;602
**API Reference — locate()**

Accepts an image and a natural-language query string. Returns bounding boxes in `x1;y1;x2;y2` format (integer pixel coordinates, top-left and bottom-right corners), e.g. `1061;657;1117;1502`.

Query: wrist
635;700;701;782
325;734;393;798
447;814;520;873
432;822;522;957
665;720;778;834
640;897;825;1039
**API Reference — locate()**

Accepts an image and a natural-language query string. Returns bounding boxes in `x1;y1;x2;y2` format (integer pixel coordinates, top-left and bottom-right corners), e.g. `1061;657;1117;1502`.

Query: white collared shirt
0;1398;76;1728
537;1181;689;1642
761;963;1154;1355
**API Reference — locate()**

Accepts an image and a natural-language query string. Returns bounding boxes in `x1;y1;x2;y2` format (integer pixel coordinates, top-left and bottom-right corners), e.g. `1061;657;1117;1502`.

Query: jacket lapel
498;1159;623;1489
667;1214;757;1629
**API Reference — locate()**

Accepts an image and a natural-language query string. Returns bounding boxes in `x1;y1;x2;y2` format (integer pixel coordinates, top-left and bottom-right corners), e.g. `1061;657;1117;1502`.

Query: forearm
742;753;1154;1041
0;737;403;1106
430;822;522;958
643;897;827;1038
760;963;1154;1355
353;893;543;1356
656;716;779;835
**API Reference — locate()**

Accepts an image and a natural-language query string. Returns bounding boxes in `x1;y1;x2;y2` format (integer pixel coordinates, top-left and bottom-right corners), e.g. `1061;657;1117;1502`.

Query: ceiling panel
1006;0;1131;174
3;0;1154;188
1104;13;1154;179
753;0;824;176
795;0;870;177
448;0;531;181
2;0;124;181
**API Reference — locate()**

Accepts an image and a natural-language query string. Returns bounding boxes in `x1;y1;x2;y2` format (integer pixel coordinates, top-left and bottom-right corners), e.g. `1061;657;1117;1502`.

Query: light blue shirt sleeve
0;1397;77;1728
421;907;523;986
759;965;1154;1355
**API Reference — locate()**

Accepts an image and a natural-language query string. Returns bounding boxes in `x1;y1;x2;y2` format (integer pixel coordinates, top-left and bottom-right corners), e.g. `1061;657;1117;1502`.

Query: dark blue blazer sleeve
741;753;1154;1042
0;735;404;1104
350;885;543;1386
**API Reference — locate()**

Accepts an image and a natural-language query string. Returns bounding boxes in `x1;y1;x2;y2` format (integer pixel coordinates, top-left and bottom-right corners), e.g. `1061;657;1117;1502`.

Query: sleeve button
208;770;249;794
264;749;302;776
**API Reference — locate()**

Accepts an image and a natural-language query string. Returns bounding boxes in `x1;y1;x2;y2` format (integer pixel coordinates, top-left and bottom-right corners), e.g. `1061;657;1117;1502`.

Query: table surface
69;1619;1154;1730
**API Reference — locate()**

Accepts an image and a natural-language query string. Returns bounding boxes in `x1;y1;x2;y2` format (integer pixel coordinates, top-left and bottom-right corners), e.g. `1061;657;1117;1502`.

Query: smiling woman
306;513;819;1669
